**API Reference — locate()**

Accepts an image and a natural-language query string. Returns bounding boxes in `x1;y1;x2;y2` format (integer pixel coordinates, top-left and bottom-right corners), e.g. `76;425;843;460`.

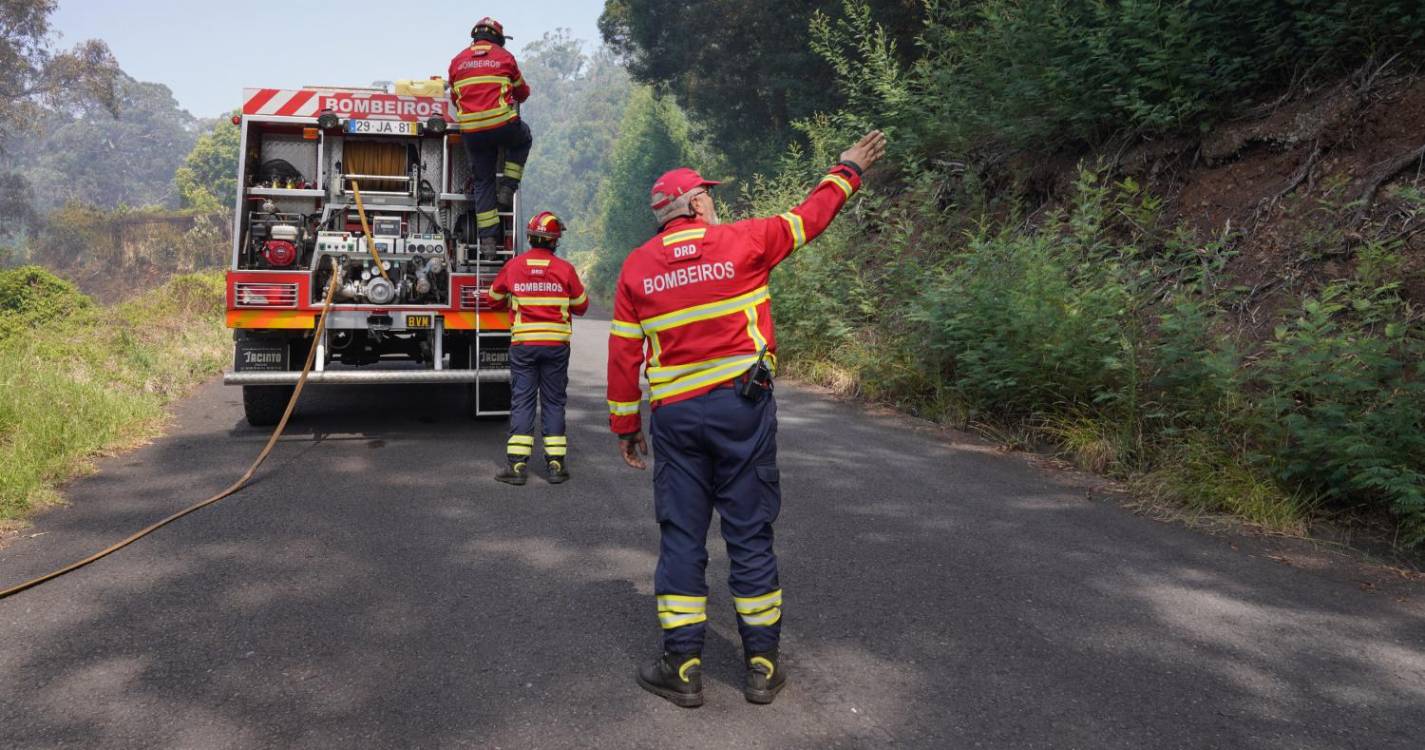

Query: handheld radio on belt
737;346;774;400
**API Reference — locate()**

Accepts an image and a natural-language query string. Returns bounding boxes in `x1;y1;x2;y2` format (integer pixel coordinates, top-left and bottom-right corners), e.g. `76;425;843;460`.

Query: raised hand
840;130;888;173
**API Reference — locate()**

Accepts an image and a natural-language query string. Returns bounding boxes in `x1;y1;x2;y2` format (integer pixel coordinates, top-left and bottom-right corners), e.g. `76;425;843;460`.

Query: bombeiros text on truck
224;80;518;425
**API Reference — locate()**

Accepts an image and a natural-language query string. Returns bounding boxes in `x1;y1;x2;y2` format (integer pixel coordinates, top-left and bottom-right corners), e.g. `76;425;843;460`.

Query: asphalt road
2;318;1423;749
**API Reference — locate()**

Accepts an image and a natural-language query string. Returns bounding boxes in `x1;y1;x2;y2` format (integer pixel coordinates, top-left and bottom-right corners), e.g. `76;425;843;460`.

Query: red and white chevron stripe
241;88;453;122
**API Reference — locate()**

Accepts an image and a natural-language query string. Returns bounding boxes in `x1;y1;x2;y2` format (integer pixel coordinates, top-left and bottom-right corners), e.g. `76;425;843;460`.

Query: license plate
345;119;419;136
406;314;433;329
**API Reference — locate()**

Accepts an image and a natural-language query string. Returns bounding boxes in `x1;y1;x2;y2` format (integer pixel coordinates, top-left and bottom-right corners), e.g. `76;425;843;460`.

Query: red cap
474;16;504;36
527;210;564;241
650;168;720;213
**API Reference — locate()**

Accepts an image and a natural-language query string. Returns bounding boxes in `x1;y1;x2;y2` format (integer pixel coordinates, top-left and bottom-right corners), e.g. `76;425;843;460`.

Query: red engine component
262;240;297;267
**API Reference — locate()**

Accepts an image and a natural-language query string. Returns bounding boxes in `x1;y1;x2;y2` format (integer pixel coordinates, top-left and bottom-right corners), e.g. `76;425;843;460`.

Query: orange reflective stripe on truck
226;310;317;329
444;311;513;331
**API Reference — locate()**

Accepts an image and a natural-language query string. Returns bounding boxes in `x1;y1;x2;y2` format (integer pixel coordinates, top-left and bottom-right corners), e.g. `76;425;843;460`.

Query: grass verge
0;268;228;521
781;349;1321;539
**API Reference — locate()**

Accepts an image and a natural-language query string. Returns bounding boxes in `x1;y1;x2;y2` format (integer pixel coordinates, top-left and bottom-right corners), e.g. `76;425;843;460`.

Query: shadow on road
1;324;1422;748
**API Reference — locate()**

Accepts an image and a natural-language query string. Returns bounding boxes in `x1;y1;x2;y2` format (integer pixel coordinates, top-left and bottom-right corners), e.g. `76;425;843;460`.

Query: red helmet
527;211;564;243
472;16;505;39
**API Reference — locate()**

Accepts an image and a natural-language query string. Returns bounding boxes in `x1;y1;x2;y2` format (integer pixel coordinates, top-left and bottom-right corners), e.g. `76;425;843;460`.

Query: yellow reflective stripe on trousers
543;436;567;446
734;589;783;626
610;319;643;340
821;173;854;198
662;228;707;245
608;400;640;416
779;212;807;248
639;286;770;334
503;162;524;180
543;435;568;456
476;209;500;229
734;589;782;613
648;355;760;401
506;434;534;456
657;594;707;629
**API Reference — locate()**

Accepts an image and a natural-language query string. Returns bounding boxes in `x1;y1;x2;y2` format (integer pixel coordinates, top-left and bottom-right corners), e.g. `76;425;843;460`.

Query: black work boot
494;462;527;486
744;651;786;704
546;459;569;484
636;652;703;708
496;179;518;211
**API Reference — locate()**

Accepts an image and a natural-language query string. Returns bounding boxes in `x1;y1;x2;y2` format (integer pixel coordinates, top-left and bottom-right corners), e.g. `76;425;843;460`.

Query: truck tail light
235;282;299;308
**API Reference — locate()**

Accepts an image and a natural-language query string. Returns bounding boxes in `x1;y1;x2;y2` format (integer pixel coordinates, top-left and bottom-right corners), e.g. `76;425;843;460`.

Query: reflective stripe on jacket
487;249;589;346
605;164;862;434
447;42;530;133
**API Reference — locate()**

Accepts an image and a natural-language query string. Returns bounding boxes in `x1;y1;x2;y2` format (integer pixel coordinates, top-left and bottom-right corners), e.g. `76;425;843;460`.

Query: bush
1252;286;1425;543
912;230;1135;418
0;271;228;520
912;0;1425;152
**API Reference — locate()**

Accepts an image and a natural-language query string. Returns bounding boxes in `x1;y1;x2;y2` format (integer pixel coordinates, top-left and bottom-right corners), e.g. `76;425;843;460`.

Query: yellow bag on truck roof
396;78;446;98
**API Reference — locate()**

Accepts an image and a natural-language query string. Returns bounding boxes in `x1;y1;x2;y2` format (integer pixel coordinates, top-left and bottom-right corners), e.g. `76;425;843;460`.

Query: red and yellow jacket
606;163;862;434
487;248;589;346
447;41;530;133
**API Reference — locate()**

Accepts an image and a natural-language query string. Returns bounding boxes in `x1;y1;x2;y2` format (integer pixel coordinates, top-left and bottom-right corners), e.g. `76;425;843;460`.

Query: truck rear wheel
243;385;294;427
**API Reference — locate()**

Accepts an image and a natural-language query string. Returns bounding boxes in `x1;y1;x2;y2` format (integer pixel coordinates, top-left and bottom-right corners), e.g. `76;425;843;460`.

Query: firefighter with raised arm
607;130;888;707
487;212;589;485
448;17;532;256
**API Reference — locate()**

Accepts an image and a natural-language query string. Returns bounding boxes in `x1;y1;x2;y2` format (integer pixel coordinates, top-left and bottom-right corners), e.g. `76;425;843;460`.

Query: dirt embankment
1118;69;1425;332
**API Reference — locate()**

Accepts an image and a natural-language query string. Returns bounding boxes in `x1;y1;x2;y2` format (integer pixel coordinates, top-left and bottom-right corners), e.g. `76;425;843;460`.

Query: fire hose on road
0;254;344;601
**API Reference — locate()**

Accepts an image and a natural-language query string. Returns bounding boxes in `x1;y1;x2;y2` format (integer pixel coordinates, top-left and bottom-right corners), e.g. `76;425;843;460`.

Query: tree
599;0;924;176
518;32;634;258
1;0;120;251
15;75;200;211
0;173;39;235
0;0;120;154
173;114;241;211
588;87;700;294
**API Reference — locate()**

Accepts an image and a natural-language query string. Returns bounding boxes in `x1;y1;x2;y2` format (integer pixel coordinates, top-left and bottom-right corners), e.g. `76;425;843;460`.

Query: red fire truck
223;83;515;425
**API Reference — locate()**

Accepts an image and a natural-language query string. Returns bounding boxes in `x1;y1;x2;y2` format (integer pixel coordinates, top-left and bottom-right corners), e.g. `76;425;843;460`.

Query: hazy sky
51;1;607;118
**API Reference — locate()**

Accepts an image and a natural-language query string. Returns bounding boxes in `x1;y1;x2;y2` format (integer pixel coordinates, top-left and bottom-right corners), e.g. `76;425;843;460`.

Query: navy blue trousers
505;344;569;465
461;120;533;240
651;386;782;655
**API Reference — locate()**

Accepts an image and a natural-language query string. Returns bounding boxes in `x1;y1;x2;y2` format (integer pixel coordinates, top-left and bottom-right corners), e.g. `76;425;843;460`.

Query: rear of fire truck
223;83;514;426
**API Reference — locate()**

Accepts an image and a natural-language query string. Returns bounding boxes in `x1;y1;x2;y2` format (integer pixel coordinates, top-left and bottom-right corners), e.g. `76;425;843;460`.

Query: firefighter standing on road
487;212;589;485
448;17;532;255
608;131;888;707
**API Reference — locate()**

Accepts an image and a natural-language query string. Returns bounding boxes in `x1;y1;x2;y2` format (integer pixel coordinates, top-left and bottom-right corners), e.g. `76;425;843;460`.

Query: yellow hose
0;256;344;600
